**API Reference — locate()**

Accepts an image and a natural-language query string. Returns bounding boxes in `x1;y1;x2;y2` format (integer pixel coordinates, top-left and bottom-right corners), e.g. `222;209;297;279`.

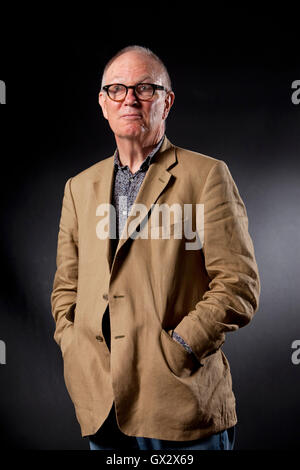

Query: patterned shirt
111;135;194;356
113;136;164;239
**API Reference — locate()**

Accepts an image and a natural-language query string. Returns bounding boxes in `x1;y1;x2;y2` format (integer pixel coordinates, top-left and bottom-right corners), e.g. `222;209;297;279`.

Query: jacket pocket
160;328;200;378
65;302;76;322
60;323;75;358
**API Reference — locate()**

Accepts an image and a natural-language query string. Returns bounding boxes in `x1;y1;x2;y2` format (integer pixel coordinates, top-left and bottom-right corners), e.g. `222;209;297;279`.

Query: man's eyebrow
108;76;154;84
136;76;153;83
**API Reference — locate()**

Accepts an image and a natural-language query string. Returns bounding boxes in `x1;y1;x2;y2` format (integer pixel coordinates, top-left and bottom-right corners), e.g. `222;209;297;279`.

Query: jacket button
103;294;109;301
96;336;103;342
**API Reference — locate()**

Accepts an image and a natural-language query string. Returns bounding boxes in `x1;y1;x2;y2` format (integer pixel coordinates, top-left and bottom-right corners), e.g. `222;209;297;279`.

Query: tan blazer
51;136;260;440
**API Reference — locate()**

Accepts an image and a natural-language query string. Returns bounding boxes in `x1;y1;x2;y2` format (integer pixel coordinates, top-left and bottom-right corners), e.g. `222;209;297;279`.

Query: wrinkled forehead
105;52;164;85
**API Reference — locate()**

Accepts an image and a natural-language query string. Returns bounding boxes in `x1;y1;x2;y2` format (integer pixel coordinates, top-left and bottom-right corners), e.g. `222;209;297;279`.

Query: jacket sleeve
51;177;78;348
174;160;260;364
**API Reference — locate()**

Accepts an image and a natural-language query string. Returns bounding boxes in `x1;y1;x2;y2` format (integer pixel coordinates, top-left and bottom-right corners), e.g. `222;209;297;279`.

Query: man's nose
124;88;139;105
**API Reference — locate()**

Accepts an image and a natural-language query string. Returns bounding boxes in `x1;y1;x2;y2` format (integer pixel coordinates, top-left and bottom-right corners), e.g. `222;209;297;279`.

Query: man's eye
111;85;121;92
138;84;151;91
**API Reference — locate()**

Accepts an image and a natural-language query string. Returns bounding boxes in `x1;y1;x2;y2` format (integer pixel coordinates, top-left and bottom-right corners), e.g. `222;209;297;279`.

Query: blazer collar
93;135;178;271
113;134;165;171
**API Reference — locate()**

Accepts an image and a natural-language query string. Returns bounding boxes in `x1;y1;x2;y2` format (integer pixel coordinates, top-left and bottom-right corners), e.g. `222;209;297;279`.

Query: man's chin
117;128;147;140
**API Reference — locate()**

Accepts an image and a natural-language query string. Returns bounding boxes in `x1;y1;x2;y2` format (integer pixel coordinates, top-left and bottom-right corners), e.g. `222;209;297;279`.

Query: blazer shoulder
175;145;222;167
174;145;228;179
63;155;114;198
72;155;114;183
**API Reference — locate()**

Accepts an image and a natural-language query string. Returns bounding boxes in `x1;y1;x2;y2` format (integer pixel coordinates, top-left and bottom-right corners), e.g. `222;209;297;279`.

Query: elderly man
51;45;260;451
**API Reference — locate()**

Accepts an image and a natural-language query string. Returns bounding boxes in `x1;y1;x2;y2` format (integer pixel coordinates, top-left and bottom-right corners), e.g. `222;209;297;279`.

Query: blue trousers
88;404;235;451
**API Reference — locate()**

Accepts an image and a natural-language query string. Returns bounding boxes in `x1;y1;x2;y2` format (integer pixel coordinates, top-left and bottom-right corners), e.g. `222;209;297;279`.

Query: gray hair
100;45;172;91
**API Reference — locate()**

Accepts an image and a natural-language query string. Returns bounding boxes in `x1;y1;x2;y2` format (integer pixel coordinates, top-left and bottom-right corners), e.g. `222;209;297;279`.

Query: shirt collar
114;135;165;172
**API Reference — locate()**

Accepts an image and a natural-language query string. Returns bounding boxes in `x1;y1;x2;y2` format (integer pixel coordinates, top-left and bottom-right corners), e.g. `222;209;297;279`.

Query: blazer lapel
93;136;178;272
92;154;116;270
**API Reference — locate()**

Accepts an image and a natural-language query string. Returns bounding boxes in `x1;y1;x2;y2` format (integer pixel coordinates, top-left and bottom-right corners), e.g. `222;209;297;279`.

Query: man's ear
99;92;108;120
162;91;175;120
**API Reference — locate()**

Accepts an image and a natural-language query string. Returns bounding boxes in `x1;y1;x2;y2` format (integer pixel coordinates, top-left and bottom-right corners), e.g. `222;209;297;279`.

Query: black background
0;9;299;451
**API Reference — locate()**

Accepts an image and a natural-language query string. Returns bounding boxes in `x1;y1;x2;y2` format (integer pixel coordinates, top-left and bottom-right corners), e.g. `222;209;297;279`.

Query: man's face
99;52;174;144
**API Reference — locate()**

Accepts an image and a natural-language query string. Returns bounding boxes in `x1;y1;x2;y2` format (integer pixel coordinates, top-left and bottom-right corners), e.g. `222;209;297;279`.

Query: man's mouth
121;114;142;119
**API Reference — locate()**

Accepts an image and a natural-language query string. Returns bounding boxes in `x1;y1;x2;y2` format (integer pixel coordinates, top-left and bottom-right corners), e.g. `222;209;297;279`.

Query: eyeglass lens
107;84;155;101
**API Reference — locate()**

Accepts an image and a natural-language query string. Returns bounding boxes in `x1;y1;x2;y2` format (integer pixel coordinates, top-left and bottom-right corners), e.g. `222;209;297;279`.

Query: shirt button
96;336;104;342
103;294;109;301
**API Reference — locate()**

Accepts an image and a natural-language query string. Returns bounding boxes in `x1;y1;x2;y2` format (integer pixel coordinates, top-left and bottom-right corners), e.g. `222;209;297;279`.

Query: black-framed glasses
102;83;168;102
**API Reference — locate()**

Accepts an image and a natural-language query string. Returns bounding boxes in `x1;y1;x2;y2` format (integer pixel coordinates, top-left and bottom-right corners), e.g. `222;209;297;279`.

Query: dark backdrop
0;20;299;450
